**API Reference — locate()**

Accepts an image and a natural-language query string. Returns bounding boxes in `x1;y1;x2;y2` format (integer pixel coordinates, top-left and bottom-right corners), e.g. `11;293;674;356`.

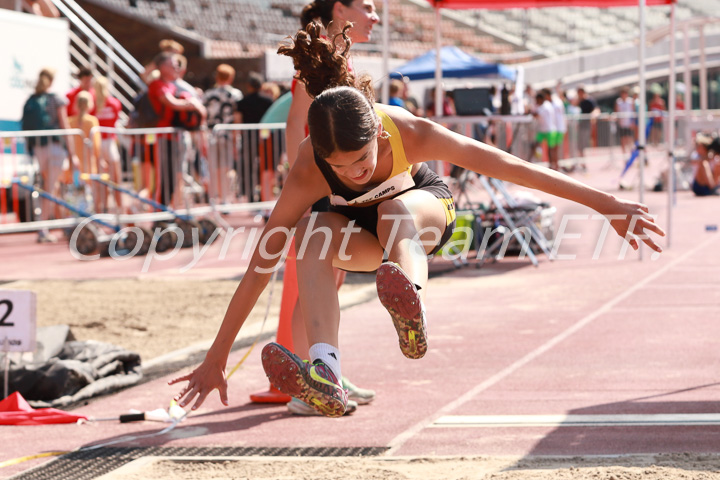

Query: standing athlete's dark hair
300;0;354;29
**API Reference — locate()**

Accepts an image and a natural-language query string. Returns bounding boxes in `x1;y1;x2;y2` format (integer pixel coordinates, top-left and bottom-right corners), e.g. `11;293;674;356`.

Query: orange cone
249;238;297;404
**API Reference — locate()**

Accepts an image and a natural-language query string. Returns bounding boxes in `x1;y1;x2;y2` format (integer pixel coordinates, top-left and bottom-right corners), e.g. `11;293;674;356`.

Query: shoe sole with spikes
261;342;348;418
376;262;427;359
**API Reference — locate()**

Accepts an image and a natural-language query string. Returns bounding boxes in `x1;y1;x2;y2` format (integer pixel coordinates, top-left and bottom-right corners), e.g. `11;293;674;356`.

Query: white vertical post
699;26;707;113
638;0;646;261
434;7;443;119
381;0;389;105
108;55;115;90
90;43;97;73
3;339;9;400
667;2;676;249
3;351;9;399
683;24;691;114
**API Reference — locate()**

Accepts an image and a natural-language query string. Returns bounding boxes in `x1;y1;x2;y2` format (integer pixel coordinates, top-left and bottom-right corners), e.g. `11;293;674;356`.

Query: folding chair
447;165;485;212
442;166;555;268
474;176;540;267
487;177;555;260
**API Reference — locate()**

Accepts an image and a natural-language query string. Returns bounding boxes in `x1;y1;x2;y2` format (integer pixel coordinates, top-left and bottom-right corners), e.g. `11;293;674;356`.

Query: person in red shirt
648;92;666;146
146;52;206;207
147;52;206;127
675;93;686;111
66;68;95;117
142;39;185;85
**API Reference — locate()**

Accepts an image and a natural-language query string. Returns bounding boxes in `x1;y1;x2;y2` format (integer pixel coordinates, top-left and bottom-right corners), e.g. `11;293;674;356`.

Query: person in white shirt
533;92;558;170
545;87;567;171
615;86;635;154
202;64;244;203
203;64;243;129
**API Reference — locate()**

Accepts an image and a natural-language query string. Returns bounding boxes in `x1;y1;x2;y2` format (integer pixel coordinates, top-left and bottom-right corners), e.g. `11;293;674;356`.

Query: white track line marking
385;234;720;455
642;284;719;289
432;414;720;428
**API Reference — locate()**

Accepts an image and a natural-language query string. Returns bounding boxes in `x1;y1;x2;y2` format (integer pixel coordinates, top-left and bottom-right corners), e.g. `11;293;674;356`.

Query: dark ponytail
278;22;374;102
278;23;378;159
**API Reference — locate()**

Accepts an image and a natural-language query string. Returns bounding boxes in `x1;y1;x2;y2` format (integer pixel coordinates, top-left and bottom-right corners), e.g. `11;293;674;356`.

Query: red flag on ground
0;392;87;425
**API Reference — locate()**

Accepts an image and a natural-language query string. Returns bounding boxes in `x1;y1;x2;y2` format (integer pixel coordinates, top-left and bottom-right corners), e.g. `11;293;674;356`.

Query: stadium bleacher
75;0;717;66
464;1;720;58
74;0;527;61
4;0;718;65
2;0;717;104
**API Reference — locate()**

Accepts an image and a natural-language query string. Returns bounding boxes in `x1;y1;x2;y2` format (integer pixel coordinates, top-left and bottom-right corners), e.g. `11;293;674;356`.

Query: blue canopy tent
389;46;516;81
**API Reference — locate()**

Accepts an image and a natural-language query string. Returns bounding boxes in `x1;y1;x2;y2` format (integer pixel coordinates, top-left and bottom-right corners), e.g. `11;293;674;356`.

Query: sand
5;274;376;363
100;453;720;480
7;278;270;362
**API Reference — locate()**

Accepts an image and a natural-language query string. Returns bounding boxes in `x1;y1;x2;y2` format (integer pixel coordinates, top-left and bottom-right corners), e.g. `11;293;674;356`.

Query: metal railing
0;123;287;235
1;129;84;230
435;109;720;163
3;112;719;255
208;123;287;207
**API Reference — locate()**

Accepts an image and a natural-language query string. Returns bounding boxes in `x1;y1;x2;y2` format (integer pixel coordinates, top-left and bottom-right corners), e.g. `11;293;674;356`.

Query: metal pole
3;337;9;400
434;7;443;120
699;26;707;113
3;355;8;400
381;0;389;105
108;56;115;90
638;0;646;261
667;2;676;249
683;24;691;114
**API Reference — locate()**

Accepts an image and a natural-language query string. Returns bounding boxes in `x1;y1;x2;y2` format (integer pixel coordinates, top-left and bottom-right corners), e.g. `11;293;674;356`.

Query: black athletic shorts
323;164;457;257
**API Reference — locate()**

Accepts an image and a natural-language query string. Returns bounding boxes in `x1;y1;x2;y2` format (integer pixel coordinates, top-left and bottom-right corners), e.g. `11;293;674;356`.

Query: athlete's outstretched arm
169;143;329;410
389;107;666;252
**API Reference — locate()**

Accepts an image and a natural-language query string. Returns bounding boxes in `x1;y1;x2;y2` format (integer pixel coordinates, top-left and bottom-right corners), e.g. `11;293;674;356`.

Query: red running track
2;158;719;477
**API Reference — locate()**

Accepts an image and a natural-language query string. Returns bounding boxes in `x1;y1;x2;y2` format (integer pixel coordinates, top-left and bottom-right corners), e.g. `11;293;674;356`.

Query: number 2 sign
0;290;36;353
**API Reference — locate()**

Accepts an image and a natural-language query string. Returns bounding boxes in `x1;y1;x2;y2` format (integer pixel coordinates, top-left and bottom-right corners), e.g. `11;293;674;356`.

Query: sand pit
99;453;720;480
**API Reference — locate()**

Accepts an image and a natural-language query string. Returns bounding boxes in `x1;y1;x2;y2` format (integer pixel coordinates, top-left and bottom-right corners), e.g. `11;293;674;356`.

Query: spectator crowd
19;36;718;244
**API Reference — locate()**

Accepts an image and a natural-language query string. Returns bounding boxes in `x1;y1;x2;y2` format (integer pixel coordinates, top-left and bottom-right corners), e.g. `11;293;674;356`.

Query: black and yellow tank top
313;109;456;228
313;110;417;207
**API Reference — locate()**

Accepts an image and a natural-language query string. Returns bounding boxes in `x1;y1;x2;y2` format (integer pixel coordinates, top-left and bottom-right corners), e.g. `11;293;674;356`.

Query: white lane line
432;414;720;428
613;305;719;313
642;284;719;288
385;233;720;455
